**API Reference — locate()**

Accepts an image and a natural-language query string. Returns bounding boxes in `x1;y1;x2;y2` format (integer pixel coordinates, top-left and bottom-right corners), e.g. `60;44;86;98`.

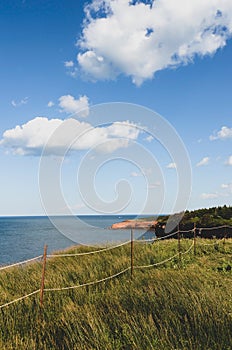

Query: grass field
0;238;232;350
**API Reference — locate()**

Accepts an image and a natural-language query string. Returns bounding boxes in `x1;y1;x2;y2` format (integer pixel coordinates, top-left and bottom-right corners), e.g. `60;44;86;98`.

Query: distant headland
111;205;232;239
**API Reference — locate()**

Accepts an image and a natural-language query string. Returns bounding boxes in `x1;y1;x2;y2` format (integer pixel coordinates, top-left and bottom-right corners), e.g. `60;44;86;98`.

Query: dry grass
0;238;231;349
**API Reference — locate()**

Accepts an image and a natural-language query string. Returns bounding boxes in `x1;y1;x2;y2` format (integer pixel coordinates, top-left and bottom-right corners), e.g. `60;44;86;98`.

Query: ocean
0;215;154;265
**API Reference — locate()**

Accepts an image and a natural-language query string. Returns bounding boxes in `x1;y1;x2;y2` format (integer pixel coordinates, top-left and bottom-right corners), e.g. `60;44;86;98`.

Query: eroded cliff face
111;220;157;229
111;219;232;239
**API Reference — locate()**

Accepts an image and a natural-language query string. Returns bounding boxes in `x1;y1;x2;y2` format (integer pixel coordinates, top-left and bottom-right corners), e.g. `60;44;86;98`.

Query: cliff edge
111;220;157;230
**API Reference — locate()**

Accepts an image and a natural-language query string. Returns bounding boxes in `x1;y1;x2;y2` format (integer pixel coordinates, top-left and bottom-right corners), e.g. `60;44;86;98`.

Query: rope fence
43;267;131;292
134;252;179;269
199;225;232;230
0;290;40;309
0;255;43;271
0;239;195;308
0;223;232;310
181;240;195;255
197;240;219;246
47;240;131;258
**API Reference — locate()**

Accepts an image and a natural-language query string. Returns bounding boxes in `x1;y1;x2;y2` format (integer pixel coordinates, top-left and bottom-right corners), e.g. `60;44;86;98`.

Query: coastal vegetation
0;237;232;349
111;206;232;238
158;205;232;228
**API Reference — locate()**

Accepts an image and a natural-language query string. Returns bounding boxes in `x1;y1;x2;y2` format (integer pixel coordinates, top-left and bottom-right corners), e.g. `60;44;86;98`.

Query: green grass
0;239;232;350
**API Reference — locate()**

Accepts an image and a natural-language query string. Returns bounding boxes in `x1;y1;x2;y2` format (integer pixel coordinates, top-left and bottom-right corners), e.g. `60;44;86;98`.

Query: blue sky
0;0;232;216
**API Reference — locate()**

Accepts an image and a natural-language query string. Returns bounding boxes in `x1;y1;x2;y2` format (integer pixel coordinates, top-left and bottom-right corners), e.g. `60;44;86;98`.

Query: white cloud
225;155;232;165
145;135;154;142
64;61;78;77
77;0;232;85
47;101;54;107
210;126;232;140
78;51;116;80
200;192;219;199
106;121;139;140
201;182;232;199
166;162;176;169
11;97;29;107
64;60;74;67
68;67;78;78
221;183;232;197
130;167;152;177
221;183;230;189
58;95;89;117
196;156;210;167
95;138;129;153
0;117;140;156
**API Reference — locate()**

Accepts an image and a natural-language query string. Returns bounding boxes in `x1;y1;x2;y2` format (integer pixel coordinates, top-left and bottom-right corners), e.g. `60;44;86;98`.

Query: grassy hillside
0;238;232;350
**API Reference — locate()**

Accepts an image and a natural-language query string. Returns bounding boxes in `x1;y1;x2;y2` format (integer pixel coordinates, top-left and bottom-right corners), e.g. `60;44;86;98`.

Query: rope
199;225;226;231
44;267;131;292
135;230;178;243
197;240;219;246
134;240;194;269
181;241;194;255
155;230;178;240
135;238;156;243
0;290;40;309
0;255;43;271
47;240;131;258
134;253;179;269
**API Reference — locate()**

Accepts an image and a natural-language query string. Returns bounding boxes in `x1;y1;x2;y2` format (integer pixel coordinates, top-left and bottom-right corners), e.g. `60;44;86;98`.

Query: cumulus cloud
58;95;89;117
166;162;176;169
11;97;29;107
77;0;232;85
0;117;140;156
225;155;232;165
64;61;78;77
210;126;232;140
196;156;210;167
64;60;74;67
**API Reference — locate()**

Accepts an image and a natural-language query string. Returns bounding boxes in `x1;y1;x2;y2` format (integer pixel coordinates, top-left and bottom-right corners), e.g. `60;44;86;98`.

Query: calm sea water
0;215;154;265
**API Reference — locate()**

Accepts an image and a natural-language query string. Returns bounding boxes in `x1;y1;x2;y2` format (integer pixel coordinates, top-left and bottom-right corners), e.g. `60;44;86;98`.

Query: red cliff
111;220;157;229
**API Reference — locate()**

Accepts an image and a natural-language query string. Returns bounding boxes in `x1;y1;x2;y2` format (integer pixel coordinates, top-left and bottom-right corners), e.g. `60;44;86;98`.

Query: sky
0;0;232;216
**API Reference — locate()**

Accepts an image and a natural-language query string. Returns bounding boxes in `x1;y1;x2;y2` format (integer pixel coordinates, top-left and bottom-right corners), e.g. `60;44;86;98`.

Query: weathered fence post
193;223;197;256
178;224;181;265
223;226;226;245
40;244;47;307
131;229;134;279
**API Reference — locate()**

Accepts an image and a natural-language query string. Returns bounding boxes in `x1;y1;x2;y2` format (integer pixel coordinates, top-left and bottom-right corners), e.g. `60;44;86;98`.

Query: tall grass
0;239;232;349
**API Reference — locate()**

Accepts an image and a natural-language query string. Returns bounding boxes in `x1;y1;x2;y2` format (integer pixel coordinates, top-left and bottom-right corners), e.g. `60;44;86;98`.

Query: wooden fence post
193;223;197;256
40;245;47;308
223;226;226;245
131;229;134;279
178;224;181;265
